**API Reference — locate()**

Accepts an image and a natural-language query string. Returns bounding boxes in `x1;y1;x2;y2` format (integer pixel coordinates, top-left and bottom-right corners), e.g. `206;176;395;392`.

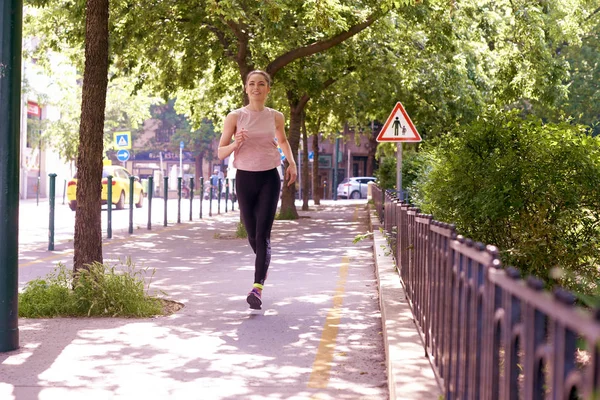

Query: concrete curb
369;206;442;400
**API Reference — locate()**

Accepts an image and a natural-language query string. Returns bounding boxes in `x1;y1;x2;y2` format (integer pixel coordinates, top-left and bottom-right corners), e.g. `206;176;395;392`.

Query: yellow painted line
19;252;71;268
307;255;350;389
308;206;360;389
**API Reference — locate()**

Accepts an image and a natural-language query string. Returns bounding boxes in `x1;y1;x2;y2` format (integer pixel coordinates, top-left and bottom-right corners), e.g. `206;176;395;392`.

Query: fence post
199;177;204;219
225;180;229;213
189;177;194;221
129;176;134;234
147;176;153;230
218;179;222;214
107;175;112;239
209;184;213;217
48;173;56;251
162;177;168;226
231;179;236;211
177;176;182;224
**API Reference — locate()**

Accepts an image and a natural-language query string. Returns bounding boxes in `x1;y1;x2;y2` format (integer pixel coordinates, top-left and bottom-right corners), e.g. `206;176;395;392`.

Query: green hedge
412;109;600;298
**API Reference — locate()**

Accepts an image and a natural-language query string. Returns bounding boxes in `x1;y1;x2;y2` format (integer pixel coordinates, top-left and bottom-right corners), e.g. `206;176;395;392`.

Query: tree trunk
366;121;378;176
279;94;304;219
301;113;309;211
195;153;203;179
312;133;321;205
73;0;109;272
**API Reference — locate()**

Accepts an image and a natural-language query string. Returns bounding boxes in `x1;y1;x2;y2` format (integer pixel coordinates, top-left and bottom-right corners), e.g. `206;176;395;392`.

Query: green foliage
374;148;428;202
353;232;374;244
235;221;248;239
19;260;164;318
276;208;299;221
413;108;600;293
374;156;396;191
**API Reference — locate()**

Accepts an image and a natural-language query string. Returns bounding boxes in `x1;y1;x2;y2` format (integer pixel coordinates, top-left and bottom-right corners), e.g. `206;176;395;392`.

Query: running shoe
247;288;262;310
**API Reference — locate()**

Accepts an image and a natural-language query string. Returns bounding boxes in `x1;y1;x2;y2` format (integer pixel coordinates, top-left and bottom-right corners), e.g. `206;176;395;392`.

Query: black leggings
235;168;281;286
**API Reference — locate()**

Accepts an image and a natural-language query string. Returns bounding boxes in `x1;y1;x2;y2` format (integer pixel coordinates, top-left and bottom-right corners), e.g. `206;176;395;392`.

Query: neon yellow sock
253;283;263;290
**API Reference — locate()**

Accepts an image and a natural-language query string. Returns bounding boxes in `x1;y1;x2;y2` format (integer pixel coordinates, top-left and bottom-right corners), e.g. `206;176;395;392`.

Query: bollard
232;178;236;211
218;179;222;214
209;185;213;217
147;177;153;230
199;177;204;219
225;181;229;213
107;175;113;239
129;176;134;234
177;177;182;224
48;173;57;251
163;177;168;227
189;177;194;221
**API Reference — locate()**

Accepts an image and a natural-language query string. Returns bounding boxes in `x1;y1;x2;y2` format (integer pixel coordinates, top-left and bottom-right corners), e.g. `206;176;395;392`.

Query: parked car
337;176;376;199
66;166;145;211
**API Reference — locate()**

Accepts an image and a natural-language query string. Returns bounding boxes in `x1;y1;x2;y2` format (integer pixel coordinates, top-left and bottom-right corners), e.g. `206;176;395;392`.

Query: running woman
217;70;297;310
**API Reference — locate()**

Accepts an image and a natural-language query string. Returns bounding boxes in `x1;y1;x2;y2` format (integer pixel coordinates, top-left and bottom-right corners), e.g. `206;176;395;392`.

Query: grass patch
275;208;298;220
19;259;165;318
236;221;248;239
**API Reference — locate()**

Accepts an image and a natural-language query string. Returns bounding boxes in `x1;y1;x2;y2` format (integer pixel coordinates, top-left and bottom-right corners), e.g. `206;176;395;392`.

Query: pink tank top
233;107;282;171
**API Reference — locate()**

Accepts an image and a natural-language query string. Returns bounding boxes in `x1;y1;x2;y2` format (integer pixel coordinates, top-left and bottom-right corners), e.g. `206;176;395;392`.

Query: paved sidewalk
2;200;440;400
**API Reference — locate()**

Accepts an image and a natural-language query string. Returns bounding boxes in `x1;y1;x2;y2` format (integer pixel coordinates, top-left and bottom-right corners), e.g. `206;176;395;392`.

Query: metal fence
372;185;600;400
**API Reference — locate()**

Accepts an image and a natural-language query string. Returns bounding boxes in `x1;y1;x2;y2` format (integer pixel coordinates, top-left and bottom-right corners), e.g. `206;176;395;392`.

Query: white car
337;176;376;199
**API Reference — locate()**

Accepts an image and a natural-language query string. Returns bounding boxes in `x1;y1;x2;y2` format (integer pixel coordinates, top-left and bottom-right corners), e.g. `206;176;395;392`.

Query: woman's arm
274;112;297;186
218;112;246;160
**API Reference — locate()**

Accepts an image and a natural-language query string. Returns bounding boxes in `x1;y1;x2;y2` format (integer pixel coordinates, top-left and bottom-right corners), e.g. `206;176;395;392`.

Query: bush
374;156;396;191
19;259;164;318
413;109;600;294
375;149;429;202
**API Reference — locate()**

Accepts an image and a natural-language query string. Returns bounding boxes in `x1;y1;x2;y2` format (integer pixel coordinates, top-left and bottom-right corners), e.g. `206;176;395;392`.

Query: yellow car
67;166;145;211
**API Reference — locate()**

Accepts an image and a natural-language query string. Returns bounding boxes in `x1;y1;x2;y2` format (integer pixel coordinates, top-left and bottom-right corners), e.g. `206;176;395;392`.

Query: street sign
116;149;130;162
180;141;184;149
376;102;422;142
114;131;132;149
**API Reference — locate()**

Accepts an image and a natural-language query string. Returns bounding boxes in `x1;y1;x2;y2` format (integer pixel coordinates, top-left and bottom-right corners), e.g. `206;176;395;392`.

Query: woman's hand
234;128;248;149
285;163;297;187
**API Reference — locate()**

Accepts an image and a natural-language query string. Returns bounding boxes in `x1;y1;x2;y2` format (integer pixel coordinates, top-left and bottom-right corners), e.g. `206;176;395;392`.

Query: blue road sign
180;141;184;149
115;133;130;148
116;149;130;162
308;151;314;161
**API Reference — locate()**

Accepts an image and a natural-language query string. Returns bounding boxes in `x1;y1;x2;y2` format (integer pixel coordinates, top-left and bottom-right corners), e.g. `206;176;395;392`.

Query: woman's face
245;74;270;102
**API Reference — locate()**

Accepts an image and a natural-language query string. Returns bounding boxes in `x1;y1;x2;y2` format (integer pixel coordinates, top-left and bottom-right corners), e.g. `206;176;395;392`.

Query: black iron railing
371;184;600;399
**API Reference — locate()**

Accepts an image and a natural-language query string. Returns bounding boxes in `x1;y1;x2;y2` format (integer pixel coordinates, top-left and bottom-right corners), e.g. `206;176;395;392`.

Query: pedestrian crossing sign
114;131;131;149
376;102;422;142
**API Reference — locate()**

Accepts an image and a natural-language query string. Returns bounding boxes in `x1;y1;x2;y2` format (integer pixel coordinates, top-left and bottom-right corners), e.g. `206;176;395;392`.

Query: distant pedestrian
209;170;220;196
217;70;297;310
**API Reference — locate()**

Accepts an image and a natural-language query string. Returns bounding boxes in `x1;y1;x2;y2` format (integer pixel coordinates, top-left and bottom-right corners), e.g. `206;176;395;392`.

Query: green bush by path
374;147;429;203
19;260;164;318
412;108;600;295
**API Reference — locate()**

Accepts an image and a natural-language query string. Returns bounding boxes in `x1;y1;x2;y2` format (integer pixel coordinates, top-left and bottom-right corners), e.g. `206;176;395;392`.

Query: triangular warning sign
117;136;128;146
376;102;422;142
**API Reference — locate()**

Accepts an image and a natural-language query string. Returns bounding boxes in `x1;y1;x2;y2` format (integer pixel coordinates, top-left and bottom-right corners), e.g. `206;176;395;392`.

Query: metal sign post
397;143;403;200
